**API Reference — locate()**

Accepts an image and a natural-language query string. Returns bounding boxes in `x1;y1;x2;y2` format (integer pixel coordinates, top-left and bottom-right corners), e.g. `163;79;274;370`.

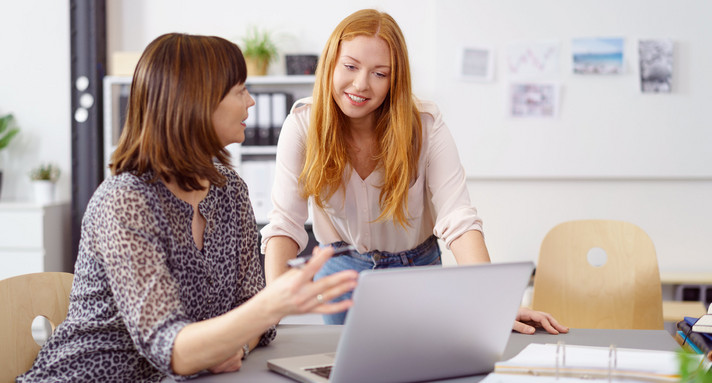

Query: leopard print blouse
17;163;276;382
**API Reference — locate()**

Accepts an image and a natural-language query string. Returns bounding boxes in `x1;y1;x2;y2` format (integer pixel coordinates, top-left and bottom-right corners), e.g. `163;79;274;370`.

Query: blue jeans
314;235;442;324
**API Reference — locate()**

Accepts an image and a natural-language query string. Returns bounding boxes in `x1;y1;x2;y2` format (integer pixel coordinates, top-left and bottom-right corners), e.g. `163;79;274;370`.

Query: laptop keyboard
305;365;333;379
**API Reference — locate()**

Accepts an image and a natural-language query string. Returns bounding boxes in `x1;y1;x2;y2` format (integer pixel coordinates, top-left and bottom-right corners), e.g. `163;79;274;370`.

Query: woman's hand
513;307;569;335
260;246;359;321
208;350;243;374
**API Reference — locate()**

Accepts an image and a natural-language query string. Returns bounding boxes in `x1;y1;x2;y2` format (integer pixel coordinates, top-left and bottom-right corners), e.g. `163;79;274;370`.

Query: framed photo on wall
458;45;495;82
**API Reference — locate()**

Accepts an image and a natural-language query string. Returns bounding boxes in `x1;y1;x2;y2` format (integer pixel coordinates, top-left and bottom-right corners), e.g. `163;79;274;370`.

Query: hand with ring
254;246;358;322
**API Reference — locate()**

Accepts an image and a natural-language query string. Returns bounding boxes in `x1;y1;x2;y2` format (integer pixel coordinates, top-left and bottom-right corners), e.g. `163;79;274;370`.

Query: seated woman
17;33;358;382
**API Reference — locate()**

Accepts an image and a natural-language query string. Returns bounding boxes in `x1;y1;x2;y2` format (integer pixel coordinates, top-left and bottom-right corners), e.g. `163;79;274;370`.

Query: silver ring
316;294;324;304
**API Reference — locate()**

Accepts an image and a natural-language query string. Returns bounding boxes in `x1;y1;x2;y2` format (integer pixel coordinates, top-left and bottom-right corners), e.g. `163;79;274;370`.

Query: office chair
531;220;664;329
0;272;73;382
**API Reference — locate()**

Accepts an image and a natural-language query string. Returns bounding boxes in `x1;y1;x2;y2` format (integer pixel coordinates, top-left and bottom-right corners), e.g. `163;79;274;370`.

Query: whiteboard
430;0;712;179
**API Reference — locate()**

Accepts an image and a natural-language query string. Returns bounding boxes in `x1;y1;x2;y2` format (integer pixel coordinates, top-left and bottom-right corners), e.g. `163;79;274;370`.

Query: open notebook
268;262;533;383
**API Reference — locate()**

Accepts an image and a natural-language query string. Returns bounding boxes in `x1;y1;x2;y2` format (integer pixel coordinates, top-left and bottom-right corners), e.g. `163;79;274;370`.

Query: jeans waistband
327;235;438;266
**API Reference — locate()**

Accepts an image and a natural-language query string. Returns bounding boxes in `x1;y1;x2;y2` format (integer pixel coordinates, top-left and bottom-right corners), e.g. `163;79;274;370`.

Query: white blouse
260;97;483;255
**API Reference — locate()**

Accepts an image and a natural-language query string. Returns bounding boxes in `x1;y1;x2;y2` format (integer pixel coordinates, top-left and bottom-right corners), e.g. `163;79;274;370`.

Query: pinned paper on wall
639;39;674;93
459;45;495;82
506;41;560;78
508;82;560;119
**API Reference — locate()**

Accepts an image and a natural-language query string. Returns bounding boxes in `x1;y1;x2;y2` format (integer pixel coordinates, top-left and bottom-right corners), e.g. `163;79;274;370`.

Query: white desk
168;325;679;382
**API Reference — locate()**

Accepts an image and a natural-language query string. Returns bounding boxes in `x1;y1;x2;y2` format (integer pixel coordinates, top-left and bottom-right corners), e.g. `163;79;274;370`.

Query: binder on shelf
256;93;272;146
270;92;292;145
243;100;257;146
488;341;696;382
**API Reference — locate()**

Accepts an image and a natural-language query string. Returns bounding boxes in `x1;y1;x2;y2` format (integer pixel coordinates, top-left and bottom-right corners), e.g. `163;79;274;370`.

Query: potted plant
239;26;279;76
0;113;20;200
29;163;60;205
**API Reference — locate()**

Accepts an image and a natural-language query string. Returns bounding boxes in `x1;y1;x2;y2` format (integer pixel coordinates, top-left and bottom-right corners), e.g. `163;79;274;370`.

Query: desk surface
663;300;707;322
170;325;680;382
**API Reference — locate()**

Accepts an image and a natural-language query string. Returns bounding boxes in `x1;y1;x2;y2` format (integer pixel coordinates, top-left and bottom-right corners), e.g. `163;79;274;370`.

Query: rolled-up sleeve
260;103;312;253
422;102;483;248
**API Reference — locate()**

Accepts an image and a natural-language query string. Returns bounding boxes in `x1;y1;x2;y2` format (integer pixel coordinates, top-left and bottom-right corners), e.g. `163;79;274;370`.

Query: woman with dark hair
261;9;567;334
17;33;357;382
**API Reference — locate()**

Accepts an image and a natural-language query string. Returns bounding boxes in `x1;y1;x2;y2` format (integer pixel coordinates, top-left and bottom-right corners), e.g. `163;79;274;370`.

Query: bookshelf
103;75;315;226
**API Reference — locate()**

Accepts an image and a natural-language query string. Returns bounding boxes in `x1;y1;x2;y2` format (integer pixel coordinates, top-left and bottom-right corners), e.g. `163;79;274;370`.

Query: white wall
0;1;71;202
105;0;438;98
434;0;712;179
2;0;709;274
470;180;712;272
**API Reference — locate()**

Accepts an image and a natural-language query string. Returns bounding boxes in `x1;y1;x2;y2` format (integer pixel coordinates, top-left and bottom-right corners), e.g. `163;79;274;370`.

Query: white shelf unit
0;201;72;282
102;75;315;225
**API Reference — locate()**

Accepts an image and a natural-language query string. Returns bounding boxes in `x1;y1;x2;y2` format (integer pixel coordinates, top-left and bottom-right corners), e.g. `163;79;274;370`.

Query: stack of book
676;315;712;357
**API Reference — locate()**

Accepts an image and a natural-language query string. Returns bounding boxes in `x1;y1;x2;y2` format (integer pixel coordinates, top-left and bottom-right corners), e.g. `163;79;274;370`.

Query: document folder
492;342;698;382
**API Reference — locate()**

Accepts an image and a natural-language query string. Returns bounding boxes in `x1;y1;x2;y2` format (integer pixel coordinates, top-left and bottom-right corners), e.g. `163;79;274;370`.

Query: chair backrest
0;272;73;382
531;220;663;330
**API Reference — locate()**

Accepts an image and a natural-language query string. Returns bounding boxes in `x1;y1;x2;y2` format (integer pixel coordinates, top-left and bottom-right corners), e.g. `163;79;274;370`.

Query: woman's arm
171;246;358;375
264;235;300;284
449;230;491;264
261;105;312;284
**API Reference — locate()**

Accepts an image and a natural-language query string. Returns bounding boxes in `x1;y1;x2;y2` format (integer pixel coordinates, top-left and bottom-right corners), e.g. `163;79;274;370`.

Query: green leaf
677;349;712;383
0;114;13;135
0;114;20;150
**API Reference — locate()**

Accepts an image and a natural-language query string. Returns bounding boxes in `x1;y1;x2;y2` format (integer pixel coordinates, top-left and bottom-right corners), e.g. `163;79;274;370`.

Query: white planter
32;180;56;205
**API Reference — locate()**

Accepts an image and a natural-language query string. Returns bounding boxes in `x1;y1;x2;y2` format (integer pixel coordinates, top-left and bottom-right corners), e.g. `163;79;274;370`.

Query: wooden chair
0;272;73;383
531;220;664;329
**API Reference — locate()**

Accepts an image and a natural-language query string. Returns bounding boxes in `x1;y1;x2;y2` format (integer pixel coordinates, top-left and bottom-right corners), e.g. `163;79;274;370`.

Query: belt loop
400;253;409;265
371;250;381;268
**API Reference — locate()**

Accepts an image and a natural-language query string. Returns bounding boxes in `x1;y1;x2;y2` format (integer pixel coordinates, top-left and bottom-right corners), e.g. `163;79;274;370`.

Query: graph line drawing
507;41;560;77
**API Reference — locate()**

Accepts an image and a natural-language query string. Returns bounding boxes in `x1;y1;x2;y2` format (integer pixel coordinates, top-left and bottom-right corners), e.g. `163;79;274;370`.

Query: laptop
267;261;534;383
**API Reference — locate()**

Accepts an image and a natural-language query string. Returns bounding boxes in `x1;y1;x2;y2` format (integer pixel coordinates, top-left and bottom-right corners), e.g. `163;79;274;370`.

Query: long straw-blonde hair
300;9;422;228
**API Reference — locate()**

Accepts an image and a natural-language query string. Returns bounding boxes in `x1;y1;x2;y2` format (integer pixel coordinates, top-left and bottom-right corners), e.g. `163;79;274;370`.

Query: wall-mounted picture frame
508;82;560;118
506;40;560;78
639;39;674;93
572;37;625;75
459;45;495;82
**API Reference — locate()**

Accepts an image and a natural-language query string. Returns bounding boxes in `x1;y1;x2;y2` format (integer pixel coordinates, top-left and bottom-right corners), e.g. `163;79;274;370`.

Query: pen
287;244;357;269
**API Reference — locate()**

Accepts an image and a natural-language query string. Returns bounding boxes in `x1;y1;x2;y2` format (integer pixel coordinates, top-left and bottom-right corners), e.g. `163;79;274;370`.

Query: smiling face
212;83;255;146
331;35;391;127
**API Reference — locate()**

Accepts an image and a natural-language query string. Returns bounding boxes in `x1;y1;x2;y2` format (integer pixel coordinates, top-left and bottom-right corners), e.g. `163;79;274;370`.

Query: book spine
677;330;703;354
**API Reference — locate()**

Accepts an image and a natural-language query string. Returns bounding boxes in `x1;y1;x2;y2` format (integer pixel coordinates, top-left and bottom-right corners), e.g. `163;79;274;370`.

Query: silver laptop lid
330;262;533;383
